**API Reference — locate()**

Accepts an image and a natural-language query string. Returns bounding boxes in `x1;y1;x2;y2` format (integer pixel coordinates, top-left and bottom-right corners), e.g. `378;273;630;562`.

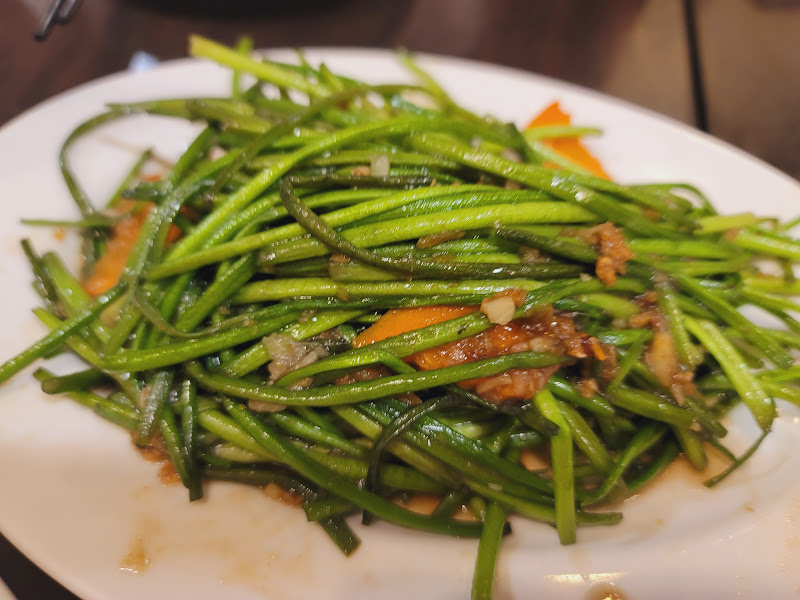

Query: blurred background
3;0;800;179
1;0;799;597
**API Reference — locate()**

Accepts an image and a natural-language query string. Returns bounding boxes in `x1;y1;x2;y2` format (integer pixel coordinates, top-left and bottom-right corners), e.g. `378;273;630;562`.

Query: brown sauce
120;537;151;574
585;582;629;600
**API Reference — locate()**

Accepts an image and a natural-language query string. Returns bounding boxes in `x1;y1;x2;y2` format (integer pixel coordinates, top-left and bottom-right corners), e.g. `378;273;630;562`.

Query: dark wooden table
1;0;799;598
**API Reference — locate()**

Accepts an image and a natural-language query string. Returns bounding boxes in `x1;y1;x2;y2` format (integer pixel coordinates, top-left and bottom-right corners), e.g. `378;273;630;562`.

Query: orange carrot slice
83;202;182;296
527;101;609;179
83;206;150;297
352;305;477;348
353;306;570;403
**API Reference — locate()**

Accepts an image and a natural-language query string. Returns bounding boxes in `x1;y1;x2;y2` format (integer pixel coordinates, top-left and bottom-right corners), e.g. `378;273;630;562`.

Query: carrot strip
83;207;150;297
83;202;182;297
353;304;585;404
527;101;609;179
352;305;477;348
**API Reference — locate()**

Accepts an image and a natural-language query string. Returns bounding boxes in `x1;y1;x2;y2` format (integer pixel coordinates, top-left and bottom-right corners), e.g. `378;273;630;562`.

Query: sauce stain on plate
120;537;151;574
585;582;629;600
122;481;326;597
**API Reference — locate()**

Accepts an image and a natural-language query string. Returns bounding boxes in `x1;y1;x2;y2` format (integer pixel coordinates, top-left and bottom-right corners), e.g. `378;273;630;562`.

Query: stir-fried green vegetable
2;35;800;599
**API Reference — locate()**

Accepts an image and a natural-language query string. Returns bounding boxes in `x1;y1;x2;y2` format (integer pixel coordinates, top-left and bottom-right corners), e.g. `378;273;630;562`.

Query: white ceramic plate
0;578;15;600
1;49;800;600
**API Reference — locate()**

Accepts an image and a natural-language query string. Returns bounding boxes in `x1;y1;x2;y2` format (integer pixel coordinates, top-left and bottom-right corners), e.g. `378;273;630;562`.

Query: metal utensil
34;0;82;41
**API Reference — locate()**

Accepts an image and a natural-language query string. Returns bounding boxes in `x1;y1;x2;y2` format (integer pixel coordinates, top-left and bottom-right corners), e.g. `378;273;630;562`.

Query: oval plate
1;49;800;600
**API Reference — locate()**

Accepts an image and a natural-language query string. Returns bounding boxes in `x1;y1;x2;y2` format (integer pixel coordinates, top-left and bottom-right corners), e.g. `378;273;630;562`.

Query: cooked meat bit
349;300;606;404
628;290;661;329
335;365;392;385
480;288;527;325
334;365;426;402
599;344;619;383
643;330;698;403
398;392;423;405
564;332;606;361
579;222;634;286
628;307;660;330
416;230;465;249
644;331;682;388
630;293;697;403
408;305;605;403
135;432;169;462
158;463;183;485
578;377;600;398
519;246;543;264
329;252;350;264
263;482;305;507
133;434;182;485
262;333;329;381
350;165;372;176
469;365;562;403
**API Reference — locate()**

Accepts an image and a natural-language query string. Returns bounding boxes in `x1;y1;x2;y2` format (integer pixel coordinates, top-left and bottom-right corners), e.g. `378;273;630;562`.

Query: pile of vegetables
2;35;800;599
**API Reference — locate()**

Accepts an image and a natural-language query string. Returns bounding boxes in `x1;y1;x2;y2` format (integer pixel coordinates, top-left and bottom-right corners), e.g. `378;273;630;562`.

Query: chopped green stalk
186;352;567;407
608;388;695;428
655;279;701;368
33;368;138;430
684;317;775;431
673;272;792;369
696;213;757;233
303;497;357;521
533;389;576;544
704;430;769;487
365;395;463;495
558;401;612;472
280;179;583;280
626;441;680;493
733;228;800;261
223;397;483;538
180;378;203;501
471;501;507;600
673;427;707;471
190;35;329;97
107;148;154;208
36;367;111;395
0;285;124;384
137;370;174;446
160;406;194;491
582;422;667;506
